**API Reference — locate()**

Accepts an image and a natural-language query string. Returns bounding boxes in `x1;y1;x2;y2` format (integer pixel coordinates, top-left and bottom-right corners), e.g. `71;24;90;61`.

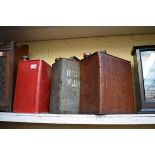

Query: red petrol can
13;60;52;113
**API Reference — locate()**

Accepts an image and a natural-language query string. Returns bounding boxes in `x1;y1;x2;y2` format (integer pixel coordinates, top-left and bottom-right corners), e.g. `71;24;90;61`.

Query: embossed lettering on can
50;57;80;114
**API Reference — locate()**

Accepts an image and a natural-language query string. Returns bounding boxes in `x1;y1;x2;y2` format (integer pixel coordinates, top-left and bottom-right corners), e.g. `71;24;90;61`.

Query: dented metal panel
50;57;80;114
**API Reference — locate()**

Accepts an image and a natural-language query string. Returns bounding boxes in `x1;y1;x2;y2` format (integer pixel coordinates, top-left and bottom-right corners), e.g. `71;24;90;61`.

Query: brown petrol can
50;57;80;114
80;51;134;114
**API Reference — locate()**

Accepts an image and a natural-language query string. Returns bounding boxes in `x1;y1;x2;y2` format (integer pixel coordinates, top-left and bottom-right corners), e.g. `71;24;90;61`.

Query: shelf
0;112;155;125
0;26;155;42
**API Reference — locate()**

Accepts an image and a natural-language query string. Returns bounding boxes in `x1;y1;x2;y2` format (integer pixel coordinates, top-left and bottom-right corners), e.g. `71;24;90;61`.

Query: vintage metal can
50;57;80;114
80;51;135;114
13;60;51;113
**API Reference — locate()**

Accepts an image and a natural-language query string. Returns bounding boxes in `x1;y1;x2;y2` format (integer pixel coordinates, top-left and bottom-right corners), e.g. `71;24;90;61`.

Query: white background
0;130;155;155
0;0;155;26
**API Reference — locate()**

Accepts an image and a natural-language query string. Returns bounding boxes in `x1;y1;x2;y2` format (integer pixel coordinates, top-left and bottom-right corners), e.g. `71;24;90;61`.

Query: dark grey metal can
50;57;80;114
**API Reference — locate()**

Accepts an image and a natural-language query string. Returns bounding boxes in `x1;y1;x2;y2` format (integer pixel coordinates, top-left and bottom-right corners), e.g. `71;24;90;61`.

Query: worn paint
50;58;80;114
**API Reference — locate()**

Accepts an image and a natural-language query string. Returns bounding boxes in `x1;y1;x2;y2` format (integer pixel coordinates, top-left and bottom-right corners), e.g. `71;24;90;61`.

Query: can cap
55;57;62;62
21;55;29;60
83;52;92;58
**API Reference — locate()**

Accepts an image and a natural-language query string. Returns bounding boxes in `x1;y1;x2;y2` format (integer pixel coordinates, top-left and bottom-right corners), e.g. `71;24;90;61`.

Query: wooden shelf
0;112;155;125
1;26;155;42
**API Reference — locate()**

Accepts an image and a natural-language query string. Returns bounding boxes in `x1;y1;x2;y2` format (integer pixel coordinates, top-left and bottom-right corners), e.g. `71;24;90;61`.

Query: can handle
69;56;80;61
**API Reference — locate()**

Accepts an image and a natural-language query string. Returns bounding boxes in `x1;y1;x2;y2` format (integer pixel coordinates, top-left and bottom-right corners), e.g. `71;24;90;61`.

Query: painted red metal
13;60;52;113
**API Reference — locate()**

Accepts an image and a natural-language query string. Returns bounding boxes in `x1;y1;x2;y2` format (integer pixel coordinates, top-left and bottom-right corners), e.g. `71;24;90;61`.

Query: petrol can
80;51;135;114
13;59;51;113
50;57;80;114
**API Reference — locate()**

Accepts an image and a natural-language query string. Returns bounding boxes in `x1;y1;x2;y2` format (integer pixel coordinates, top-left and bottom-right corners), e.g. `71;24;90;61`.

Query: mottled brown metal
80;51;135;114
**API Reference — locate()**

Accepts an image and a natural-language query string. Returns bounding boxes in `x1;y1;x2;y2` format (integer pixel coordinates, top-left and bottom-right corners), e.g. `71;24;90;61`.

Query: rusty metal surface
80;51;135;114
50;58;80;114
